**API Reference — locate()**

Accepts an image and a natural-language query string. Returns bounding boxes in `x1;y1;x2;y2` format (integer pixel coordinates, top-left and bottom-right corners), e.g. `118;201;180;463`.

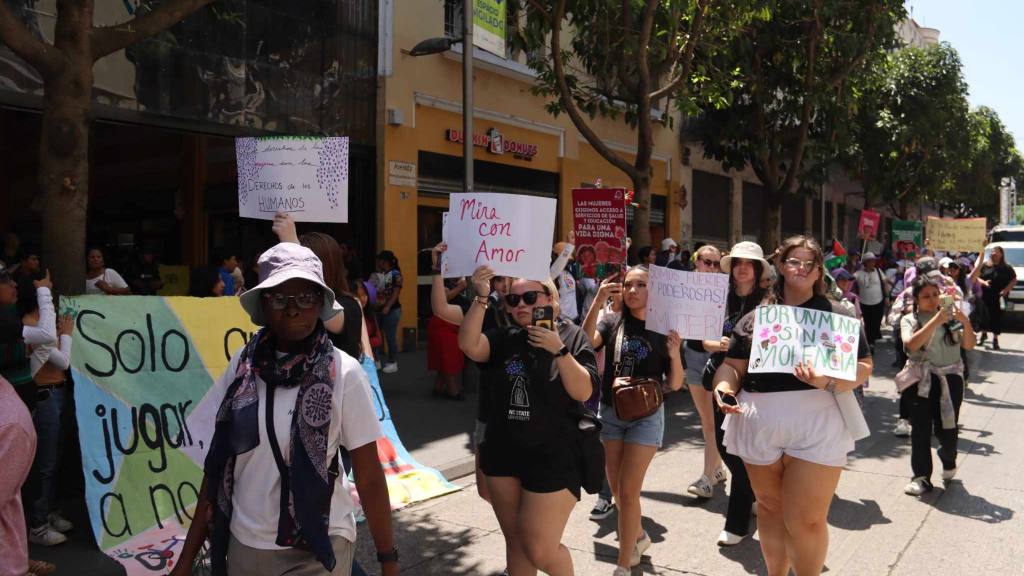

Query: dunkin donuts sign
446;127;539;161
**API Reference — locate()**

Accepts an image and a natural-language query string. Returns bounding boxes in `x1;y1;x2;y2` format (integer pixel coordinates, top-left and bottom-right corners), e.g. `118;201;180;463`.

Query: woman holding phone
713;236;872;576
459;267;600;576
900;275;974;495
582;267;684;575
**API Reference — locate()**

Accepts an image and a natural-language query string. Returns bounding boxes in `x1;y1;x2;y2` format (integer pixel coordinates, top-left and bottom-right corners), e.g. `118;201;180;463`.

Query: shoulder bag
611;322;663;421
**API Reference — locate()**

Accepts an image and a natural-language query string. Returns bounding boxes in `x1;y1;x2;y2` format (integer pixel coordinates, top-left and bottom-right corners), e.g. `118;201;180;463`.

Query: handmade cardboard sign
645;265;729;340
926;217;987;253
236;136;349;222
748;305;861;380
572;188;628;278
443;192;556;280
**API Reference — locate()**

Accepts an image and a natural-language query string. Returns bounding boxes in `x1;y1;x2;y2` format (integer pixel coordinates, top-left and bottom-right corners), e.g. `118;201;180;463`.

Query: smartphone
716;389;738;407
532;306;554;330
939;294;954;311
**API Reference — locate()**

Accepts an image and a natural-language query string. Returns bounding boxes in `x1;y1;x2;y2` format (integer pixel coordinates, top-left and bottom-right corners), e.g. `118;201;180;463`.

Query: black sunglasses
262;291;323;311
504;290;547;307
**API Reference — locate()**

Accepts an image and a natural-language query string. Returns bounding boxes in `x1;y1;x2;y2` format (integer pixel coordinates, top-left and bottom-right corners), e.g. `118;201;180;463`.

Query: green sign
891;219;923;258
474;0;506;57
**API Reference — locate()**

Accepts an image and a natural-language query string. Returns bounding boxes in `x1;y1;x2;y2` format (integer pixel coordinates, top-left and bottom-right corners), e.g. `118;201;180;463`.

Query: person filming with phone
582;267;684;575
459;267;600;576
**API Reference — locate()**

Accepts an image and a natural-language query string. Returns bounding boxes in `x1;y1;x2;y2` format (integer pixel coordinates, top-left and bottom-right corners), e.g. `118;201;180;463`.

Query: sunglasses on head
262;291;322;311
504;290;547;307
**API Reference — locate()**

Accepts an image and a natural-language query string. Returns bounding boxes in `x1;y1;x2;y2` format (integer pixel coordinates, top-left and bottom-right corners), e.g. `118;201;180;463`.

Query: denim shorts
599;403;665;448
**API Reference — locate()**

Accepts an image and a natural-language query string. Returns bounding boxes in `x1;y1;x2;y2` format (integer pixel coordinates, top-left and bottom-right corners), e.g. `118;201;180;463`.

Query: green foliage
940;106;1023;218
846;43;972;216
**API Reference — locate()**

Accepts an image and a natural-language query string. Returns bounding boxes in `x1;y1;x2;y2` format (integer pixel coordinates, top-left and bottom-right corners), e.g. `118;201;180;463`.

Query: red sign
445;127;539;160
858;209;881;240
572;188;628;278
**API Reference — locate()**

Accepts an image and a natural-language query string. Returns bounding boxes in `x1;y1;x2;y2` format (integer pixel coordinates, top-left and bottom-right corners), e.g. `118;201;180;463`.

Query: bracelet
473;296;490;308
376;546;399;564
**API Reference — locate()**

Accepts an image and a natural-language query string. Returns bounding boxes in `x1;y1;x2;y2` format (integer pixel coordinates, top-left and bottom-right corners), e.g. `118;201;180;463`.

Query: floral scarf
204;322;339;575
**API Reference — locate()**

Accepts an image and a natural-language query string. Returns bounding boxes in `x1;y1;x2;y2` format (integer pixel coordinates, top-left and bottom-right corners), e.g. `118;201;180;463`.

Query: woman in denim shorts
582;267;684;575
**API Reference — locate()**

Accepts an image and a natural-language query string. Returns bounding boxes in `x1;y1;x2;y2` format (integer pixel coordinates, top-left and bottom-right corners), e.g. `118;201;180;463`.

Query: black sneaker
589;497;616;520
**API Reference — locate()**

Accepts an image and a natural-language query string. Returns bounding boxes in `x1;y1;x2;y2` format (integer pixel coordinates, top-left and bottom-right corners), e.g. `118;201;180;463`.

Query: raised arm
458;266;495;362
430;243;465;325
22;274;56;346
581;274;620;349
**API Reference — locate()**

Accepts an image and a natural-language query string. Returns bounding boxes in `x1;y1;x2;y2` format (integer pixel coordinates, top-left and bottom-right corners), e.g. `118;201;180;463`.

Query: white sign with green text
748;305;861;381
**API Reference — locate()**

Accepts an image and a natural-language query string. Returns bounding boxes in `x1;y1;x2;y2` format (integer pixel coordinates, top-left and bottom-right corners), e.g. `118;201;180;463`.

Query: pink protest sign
572;188;628;278
858;209;881;240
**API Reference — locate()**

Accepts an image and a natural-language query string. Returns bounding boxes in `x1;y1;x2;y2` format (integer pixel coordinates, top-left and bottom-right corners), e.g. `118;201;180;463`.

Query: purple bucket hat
239;243;336;326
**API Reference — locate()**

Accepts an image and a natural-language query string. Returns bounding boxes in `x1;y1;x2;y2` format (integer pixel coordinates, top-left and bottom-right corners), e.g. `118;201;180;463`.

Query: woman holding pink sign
712;236;873;576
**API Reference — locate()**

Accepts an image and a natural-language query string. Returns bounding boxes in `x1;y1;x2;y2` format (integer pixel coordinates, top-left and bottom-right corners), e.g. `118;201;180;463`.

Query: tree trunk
40;4;92;296
761;186;783;251
631;173;652;251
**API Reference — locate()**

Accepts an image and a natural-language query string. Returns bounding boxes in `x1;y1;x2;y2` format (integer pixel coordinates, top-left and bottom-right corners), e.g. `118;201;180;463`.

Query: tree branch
780;1;822;195
827;3;880;88
91;0;214;61
633;0;659;171
551;0;638;180
525;0;551;22
649;0;709;101
0;1;59;74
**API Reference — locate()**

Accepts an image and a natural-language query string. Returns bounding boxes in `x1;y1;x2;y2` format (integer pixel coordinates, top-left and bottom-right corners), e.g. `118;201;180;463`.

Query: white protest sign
748;305;861;381
440;211;450;275
443;193;556;281
645;265;729;340
236;136;349;222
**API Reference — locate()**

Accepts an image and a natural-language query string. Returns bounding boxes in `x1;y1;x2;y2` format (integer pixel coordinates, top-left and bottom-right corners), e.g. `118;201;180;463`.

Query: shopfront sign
236;136;349;222
446;127;539;161
443;192;556;281
388;160;417;188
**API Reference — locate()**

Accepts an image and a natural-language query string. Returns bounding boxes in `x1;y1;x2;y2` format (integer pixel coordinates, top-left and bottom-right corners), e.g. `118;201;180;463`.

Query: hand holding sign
748;305;861;381
645;265;729;341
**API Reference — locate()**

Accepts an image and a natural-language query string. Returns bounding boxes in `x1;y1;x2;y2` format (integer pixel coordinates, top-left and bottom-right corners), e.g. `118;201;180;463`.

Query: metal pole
463;0;474;194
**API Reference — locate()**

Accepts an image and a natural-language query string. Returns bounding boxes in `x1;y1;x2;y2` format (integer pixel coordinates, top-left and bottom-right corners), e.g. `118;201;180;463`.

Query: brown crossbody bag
611;322;663;421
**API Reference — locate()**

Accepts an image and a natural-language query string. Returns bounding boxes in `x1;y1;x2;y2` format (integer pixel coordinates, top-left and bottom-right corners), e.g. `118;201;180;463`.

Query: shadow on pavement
717;537;768;575
355;508;486;575
827;496;892;531
932;481;1015;525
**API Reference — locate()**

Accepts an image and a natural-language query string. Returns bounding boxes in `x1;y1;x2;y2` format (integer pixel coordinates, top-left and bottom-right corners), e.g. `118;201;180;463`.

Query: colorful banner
926;216;987;253
473;0;507;57
571;188;628;279
62;296;456;575
891;220;924;259
748;305;862;381
236;136;349;222
443;192;556;281
645;265;729;340
858;209;881;240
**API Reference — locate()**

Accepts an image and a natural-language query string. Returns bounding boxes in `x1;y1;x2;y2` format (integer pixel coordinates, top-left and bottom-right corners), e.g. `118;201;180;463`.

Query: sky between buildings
909;0;1023;143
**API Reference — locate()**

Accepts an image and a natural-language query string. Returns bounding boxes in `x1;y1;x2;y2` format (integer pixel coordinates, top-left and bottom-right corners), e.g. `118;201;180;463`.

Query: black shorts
480;436;582;500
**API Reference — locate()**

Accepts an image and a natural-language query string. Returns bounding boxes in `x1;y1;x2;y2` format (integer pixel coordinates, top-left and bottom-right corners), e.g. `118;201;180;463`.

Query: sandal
28;559;57;575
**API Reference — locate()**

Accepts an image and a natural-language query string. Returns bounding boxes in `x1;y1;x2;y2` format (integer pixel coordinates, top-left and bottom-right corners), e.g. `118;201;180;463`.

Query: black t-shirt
596;313;680;403
129;262;163;295
980;264;1015;297
482;321;599;446
476;295;508;424
328;294;364;361
727;294;870;393
702;289;764;390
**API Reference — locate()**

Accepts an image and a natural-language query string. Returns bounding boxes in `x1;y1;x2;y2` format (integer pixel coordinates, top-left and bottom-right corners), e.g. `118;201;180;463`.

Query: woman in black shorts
459;266;600;576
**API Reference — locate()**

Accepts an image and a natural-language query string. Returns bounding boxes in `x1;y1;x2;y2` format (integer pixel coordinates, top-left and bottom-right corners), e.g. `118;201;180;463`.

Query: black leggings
909;374;964;480
714;396;755;536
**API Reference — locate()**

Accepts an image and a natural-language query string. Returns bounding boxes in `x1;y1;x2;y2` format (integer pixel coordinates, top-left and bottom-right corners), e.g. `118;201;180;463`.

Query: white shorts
722;389;853;467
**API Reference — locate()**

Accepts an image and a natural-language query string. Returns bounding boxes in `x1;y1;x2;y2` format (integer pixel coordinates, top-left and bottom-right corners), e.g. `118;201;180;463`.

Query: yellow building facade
378;1;685;335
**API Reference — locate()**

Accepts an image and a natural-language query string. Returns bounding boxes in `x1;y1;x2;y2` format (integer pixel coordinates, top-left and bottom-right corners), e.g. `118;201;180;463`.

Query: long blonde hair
508;277;561;319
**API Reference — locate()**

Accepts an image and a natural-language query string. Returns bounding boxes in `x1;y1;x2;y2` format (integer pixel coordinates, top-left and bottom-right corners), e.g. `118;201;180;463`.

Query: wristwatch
556;345;570;357
377;546;399;564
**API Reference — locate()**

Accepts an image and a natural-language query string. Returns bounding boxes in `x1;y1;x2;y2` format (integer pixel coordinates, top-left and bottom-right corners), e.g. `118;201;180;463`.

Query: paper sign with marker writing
236;136;349;222
749;305;861;381
925;217;987;253
645;265;729;340
443;192;556;281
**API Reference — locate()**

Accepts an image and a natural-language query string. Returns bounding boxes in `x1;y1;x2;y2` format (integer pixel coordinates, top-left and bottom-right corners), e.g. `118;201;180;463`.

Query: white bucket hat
239;243;336;326
720;241;769;274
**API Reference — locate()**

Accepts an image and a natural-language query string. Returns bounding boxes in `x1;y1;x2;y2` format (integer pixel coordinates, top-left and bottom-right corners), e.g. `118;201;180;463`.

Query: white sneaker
612;567;631;576
630;531;651;567
904;477;933;496
713;466;727;484
589;497;616;520
48;511;73;533
29;523;67;546
687;470;723;498
717;530;745;546
382;362;398;374
941;466;958;482
893;419;912;437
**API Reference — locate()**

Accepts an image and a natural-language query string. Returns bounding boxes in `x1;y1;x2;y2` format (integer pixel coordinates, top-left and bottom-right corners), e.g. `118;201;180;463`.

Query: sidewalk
352;325;1024;575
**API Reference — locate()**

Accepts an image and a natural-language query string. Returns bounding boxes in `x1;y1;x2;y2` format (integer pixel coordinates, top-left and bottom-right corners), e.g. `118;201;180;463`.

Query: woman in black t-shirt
972;246;1017;349
582;267;684;573
713;236;873;576
459;266;600;576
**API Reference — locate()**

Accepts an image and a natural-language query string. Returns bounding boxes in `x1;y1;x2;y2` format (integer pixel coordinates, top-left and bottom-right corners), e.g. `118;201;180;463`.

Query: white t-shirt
854;268;885;306
84;268;129;295
209;348;383;549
